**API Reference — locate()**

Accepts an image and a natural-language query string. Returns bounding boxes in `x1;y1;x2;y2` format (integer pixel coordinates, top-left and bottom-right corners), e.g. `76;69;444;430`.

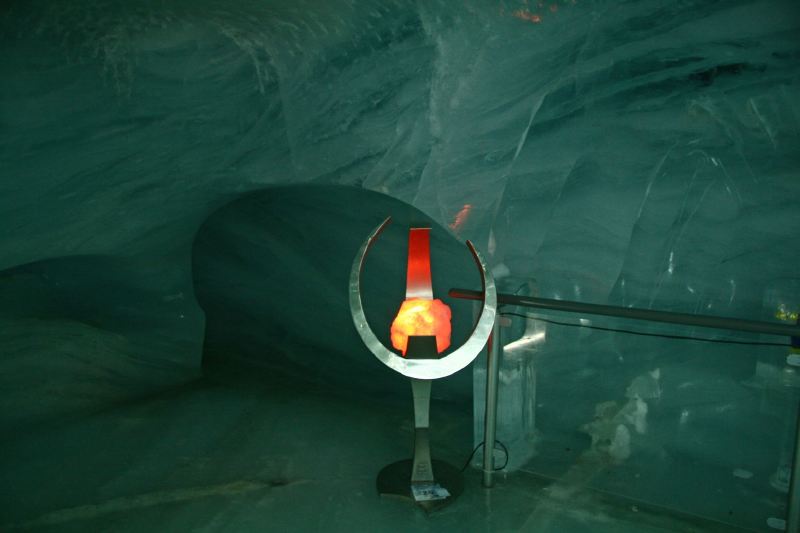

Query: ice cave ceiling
1;0;799;428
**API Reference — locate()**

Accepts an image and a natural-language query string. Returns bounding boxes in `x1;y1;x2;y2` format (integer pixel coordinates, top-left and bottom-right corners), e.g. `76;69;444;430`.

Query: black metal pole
787;401;800;532
482;319;501;488
449;288;800;339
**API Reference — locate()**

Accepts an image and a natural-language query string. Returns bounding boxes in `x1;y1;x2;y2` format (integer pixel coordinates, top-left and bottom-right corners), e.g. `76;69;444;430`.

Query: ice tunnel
1;0;800;531
193;185;481;400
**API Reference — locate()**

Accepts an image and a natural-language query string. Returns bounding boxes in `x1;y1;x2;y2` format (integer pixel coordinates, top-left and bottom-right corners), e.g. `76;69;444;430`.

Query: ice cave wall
1;0;799;431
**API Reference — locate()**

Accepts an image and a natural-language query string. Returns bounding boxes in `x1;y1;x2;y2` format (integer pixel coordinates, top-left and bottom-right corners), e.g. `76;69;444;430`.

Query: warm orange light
448;204;473;232
512;9;542;23
390;298;452;356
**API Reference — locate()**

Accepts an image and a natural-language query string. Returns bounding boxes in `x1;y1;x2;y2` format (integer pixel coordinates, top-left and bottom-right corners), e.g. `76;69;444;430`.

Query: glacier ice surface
1;0;799;530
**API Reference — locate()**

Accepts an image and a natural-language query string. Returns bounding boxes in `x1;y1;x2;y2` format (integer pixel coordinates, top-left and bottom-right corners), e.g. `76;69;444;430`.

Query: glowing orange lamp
390;298;451;355
349;217;497;509
390;228;452;356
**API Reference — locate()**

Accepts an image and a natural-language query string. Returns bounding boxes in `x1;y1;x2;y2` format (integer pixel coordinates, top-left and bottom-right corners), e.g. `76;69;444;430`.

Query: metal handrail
449;288;800;338
450;287;800;531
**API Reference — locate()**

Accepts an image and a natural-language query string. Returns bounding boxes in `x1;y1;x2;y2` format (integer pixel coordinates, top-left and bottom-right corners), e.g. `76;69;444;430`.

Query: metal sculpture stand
349;218;496;381
410;378;433;484
375;336;464;511
350;217;496;511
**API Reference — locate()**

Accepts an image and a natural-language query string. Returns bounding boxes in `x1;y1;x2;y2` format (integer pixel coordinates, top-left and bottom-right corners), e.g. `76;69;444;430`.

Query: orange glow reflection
512;9;541;23
449;203;473;231
390;298;452;356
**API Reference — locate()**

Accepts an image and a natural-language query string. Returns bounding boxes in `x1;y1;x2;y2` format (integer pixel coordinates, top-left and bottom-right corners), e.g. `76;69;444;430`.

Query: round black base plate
376;459;464;512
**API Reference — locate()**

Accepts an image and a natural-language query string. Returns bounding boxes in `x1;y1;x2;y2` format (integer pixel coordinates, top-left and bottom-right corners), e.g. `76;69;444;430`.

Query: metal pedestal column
482;317;501;488
787;400;800;532
411;378;434;483
375;337;464;511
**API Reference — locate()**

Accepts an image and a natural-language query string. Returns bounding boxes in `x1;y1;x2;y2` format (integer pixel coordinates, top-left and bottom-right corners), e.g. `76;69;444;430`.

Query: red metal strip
405;228;433;299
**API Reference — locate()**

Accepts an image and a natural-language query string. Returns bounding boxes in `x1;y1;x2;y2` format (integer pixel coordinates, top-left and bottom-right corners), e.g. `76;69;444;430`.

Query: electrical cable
461;440;509;473
500;311;793;347
461;309;789;486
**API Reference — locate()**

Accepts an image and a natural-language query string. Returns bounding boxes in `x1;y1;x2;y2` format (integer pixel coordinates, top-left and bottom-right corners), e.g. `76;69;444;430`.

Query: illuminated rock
390;298;452;356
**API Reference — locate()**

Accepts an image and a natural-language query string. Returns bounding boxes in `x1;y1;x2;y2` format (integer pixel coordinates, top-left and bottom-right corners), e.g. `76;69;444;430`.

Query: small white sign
411;483;450;502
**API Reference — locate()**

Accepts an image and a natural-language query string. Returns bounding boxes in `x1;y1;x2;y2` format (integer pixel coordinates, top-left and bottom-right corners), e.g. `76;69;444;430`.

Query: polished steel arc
349;217;497;380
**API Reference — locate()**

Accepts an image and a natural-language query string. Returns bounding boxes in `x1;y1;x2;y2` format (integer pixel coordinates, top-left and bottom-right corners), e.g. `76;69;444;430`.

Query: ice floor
2;0;799;530
0;366;748;533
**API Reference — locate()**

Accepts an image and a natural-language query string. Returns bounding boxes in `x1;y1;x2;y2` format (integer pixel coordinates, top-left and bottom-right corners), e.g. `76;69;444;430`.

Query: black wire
460;443;482;472
494;440;509;470
461;440;509;473
500;311;792;347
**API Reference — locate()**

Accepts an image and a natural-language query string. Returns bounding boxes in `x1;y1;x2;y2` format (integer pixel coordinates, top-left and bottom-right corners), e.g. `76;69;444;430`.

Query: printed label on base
411;483;450;502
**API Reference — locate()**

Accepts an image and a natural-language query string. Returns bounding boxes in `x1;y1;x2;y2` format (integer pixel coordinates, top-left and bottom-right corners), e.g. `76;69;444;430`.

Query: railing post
787;400;800;532
482;316;501;488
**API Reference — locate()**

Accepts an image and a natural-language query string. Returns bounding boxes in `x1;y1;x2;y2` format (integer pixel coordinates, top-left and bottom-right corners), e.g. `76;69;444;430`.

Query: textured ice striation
1;0;800;530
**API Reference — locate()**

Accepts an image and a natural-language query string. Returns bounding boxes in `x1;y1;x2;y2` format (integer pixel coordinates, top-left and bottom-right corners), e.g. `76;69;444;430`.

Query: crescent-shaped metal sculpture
349;216;497;380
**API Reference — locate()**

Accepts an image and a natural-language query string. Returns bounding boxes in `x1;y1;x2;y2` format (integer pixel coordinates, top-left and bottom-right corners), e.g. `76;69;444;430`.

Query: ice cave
1;1;800;531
